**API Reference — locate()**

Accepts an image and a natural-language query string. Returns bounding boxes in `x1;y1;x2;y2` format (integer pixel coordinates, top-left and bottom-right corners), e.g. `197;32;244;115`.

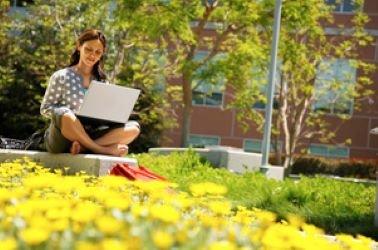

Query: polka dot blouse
40;67;105;118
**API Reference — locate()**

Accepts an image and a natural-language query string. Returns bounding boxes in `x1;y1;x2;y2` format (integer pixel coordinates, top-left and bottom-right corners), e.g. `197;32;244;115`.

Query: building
164;0;378;160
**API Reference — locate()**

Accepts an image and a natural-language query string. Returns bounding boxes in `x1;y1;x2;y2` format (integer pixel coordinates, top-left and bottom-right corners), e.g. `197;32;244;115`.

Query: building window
10;0;33;7
309;144;349;158
244;139;282;153
313;59;356;115
188;134;220;148
153;50;168;92
192;51;225;107
251;63;281;110
325;0;358;13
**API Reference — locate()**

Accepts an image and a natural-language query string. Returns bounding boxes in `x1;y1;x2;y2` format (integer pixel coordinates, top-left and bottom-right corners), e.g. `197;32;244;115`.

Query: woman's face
78;39;104;68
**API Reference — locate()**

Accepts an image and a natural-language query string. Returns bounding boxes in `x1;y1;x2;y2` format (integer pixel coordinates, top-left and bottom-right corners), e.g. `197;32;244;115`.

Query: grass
135;150;378;240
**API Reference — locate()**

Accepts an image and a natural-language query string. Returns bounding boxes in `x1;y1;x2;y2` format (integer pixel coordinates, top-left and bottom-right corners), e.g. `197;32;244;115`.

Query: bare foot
104;144;128;157
119;144;128;156
70;141;81;155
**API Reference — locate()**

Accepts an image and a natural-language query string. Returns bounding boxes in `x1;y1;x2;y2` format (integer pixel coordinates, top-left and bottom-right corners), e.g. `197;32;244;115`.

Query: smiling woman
40;29;140;156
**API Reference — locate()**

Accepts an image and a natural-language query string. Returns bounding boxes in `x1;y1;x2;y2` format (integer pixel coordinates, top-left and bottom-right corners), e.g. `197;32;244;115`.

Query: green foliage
142;0;273;146
136;151;377;239
291;157;378;180
231;0;375;168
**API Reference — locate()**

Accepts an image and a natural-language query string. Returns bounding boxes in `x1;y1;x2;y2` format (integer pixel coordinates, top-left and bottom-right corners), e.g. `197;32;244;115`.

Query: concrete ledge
260;165;286;181
0;149;138;176
149;146;262;174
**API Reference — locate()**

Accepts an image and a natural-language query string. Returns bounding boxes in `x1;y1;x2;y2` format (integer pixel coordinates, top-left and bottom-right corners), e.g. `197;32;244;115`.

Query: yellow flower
287;214;304;228
104;197;130;210
23;174;59;189
133;181;173;196
208;241;237;250
0;188;11;204
50;219;69;232
95;216;123;235
0;238;17;250
28;215;51;232
72;222;84;234
150;204;180;224
356;235;374;246
52;176;85;193
176;230;188;244
76;241;100;250
233;207;254;225
99;175;130;189
131;204;148;218
46;206;71;220
152;230;174;249
208;201;231;215
173;194;194;210
189;182;227;197
253;209;276;226
301;223;324;235
200;214;225;229
71;202;102;223
20;227;49;246
261;224;302;249
101;239;126;250
336;234;373;250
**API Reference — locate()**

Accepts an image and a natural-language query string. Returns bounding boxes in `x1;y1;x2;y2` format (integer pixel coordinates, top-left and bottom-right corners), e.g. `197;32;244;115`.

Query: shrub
291;157;378;180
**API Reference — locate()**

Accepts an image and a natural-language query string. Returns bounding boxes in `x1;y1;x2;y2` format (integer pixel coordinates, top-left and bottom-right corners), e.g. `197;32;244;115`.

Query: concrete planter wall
0;149;138;176
149;146;286;180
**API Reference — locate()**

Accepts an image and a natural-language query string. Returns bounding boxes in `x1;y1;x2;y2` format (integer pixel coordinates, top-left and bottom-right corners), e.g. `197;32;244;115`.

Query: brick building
164;0;378;160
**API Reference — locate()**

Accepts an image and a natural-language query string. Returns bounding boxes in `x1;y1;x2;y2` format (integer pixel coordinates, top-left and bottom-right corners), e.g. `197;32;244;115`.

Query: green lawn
135;150;377;240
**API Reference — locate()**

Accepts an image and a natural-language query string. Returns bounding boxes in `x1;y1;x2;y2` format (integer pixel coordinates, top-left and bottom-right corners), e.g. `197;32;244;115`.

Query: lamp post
261;0;283;168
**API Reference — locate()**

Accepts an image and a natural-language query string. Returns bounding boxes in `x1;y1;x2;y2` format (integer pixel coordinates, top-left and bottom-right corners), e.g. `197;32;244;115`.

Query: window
313;59;356;115
244;139;282;153
192;51;225;107
188;134;220;148
325;0;357;13
9;0;33;7
9;0;33;15
251;63;281;110
309;144;349;158
152;51;168;92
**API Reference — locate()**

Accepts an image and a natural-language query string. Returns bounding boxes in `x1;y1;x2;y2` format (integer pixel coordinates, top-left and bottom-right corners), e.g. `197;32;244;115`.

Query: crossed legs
60;112;140;156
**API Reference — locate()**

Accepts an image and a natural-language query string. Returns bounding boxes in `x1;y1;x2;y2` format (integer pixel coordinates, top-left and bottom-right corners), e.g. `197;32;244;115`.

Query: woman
40;29;140;156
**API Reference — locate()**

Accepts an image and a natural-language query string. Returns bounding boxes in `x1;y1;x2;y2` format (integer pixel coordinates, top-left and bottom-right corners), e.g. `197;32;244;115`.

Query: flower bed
0;158;375;249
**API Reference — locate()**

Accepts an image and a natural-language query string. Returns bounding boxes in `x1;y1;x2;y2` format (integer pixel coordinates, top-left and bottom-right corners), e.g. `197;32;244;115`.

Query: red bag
109;163;166;181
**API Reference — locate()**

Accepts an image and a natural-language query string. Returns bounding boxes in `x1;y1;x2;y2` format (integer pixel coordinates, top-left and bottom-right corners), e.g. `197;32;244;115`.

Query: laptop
76;80;140;125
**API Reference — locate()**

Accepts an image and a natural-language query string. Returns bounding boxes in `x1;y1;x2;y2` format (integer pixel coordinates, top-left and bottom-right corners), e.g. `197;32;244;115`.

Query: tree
231;0;375;168
0;0;176;152
124;0;271;147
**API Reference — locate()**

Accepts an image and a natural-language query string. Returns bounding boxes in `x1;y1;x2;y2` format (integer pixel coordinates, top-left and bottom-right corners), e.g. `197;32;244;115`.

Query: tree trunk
283;156;291;169
181;72;192;147
279;77;291;168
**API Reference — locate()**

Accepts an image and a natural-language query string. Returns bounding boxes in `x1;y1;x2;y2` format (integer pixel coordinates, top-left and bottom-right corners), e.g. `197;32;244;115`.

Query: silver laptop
76;80;140;124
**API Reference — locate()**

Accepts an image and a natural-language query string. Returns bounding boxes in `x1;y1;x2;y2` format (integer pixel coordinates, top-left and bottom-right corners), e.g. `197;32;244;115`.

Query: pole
261;0;283;168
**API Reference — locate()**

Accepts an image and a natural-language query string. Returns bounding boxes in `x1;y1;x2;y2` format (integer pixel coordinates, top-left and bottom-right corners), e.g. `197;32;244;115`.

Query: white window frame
313;59;356;115
308;143;350;158
251;62;281;111
192;50;225;107
10;0;33;7
243;138;282;153
188;134;220;147
326;0;359;13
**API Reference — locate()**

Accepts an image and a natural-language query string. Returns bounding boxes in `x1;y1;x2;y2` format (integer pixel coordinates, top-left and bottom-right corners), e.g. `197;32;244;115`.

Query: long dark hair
68;29;107;81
